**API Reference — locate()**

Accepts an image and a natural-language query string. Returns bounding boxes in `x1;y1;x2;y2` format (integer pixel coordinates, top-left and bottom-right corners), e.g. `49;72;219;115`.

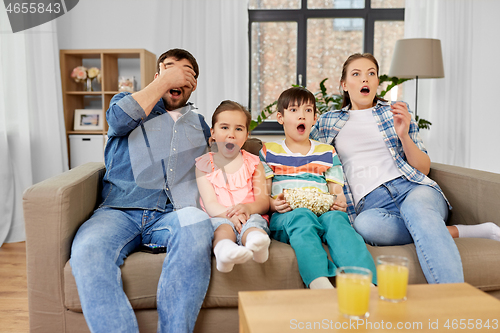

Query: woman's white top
335;107;402;207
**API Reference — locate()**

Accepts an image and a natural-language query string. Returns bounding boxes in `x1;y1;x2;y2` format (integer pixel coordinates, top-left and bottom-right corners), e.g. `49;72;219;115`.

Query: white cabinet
69;135;105;169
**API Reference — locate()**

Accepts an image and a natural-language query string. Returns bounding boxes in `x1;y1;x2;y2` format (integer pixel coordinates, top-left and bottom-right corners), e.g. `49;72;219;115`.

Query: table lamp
388;38;444;119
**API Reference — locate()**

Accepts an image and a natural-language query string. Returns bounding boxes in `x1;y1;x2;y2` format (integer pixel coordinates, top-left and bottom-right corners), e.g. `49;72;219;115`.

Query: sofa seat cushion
366;243;427;284
454;238;500;291
202;240;304;308
367;238;500;290
64;238;500;312
64;240;304;312
64;249;163;312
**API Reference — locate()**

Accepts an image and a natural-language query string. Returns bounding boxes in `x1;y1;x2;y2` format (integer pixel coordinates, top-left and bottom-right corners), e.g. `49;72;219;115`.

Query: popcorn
283;188;337;216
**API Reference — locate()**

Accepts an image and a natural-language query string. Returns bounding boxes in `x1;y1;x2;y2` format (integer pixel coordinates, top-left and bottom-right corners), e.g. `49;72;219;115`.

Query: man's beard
163;94;190;111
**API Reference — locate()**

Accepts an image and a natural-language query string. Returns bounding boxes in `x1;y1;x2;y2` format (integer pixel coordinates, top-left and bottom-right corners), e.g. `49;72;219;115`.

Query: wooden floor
0;241;29;333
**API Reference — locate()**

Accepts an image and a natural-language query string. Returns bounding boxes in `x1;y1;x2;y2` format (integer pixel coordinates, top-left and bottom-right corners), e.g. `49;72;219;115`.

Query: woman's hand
271;193;292;214
390;102;431;175
391;102;411;139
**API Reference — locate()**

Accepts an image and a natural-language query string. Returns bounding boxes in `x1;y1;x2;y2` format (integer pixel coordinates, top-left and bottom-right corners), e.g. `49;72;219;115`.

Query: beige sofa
23;148;500;332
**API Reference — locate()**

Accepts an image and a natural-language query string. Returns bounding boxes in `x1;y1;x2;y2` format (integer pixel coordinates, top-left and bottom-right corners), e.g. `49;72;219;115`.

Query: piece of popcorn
283;188;337;216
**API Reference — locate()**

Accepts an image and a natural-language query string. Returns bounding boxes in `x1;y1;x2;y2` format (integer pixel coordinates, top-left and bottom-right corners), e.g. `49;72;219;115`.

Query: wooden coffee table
239;283;500;332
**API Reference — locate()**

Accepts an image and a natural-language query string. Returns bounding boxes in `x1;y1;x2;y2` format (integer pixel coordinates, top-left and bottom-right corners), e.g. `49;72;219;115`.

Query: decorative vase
85;78;93;92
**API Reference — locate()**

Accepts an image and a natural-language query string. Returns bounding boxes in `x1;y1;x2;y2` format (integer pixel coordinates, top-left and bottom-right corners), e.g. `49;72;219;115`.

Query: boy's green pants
270;208;377;286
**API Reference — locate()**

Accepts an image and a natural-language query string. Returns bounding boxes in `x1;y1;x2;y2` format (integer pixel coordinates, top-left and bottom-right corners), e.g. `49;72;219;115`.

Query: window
249;0;405;133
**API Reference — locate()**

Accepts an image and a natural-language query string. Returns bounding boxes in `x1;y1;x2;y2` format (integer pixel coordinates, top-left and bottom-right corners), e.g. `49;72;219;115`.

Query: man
70;49;213;333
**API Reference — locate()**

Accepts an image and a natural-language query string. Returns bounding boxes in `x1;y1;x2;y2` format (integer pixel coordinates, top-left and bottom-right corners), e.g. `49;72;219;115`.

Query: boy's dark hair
156;49;199;79
277;87;317;115
340;53;386;109
212;100;251;130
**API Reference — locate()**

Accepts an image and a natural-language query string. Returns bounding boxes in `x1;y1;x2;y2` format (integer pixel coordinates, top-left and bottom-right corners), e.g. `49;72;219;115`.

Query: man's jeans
353;176;464;284
70;206;213;333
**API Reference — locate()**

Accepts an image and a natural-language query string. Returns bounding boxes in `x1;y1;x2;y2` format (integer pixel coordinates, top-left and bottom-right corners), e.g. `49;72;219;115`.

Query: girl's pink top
195;150;268;221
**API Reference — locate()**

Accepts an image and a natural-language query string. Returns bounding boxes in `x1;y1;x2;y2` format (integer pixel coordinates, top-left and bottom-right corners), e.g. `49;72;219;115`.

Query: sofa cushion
454;238;500;291
64;238;500;312
366;243;427;284
64;250;161;312
64;240;304;311
241;137;263;156
202;240;304;308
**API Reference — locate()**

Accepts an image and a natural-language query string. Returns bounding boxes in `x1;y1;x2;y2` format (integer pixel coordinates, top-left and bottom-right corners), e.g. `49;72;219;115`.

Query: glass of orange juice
376;255;409;302
336;266;372;319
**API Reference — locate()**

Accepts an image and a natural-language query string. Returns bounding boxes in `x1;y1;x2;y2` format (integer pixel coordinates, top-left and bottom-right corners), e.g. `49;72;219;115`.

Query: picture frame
74;109;103;131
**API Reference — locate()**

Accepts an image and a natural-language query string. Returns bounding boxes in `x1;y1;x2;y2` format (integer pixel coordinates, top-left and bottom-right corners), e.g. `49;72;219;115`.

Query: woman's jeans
353;176;464;284
270;208;377;287
70;206;213;333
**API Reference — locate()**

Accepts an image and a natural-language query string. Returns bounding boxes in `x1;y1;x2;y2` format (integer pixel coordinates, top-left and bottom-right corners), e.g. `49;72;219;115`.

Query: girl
311;53;500;284
195;101;271;273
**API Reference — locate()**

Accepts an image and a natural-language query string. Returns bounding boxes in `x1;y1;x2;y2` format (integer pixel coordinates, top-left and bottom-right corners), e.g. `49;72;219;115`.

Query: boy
259;87;376;289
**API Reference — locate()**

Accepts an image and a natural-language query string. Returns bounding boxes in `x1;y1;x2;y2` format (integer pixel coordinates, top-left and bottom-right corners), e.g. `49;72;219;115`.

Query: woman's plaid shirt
310;100;450;224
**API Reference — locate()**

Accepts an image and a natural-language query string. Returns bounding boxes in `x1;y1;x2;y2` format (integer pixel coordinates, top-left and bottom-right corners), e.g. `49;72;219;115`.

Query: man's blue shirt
100;92;210;211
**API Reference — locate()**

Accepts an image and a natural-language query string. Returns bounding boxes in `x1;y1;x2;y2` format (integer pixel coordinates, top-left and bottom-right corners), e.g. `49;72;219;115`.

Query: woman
309;53;464;283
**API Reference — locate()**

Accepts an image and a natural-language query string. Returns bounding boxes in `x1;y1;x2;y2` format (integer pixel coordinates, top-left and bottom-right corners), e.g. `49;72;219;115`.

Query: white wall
469;1;500;173
56;0;161;55
56;0;167;96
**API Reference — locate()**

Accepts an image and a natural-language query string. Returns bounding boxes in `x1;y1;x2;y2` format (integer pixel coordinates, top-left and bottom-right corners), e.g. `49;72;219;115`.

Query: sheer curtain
153;0;249;119
0;8;68;245
0;0;247;245
403;0;473;168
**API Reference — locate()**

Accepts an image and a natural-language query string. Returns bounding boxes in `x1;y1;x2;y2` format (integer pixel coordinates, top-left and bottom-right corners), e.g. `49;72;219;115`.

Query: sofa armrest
429;162;500;226
23;162;105;331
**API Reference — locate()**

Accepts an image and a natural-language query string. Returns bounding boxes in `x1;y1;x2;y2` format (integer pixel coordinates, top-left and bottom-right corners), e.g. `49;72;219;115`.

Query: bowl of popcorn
283;188;337;216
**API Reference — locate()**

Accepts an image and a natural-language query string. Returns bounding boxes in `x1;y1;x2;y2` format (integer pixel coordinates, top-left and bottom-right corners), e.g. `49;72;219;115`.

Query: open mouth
225;143;235;150
170;88;182;97
297;124;306;133
360;86;370;95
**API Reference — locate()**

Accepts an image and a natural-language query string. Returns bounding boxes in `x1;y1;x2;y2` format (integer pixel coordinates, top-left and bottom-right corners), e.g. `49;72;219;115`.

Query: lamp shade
388;38;444;79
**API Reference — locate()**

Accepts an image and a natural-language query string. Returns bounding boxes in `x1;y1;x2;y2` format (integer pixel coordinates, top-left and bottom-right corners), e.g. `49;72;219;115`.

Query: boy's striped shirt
259;139;344;198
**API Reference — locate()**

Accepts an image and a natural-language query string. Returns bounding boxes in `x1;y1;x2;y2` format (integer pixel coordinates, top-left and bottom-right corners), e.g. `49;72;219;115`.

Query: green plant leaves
250;75;432;131
378;75;412;98
249;100;277;131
